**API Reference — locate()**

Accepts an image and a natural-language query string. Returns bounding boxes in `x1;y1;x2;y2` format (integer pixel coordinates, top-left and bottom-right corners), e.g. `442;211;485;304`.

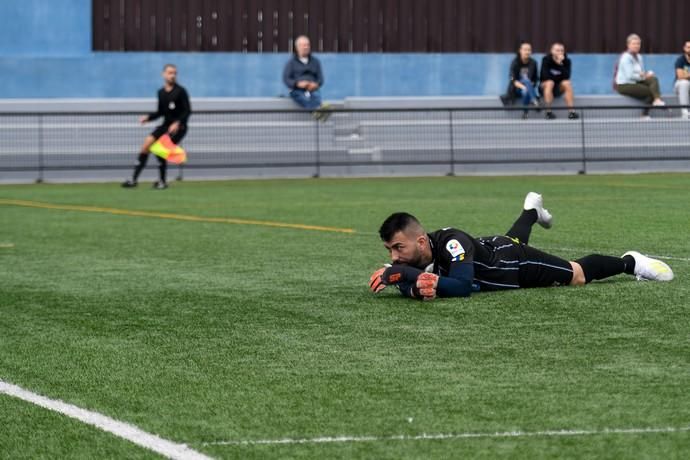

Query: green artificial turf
1;174;689;459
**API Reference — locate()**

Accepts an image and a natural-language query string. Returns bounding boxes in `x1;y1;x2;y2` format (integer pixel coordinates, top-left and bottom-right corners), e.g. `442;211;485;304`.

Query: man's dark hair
163;63;177;71
379;212;424;242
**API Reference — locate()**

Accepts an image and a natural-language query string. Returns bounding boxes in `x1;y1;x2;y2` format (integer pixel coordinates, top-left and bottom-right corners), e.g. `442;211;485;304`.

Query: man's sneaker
121;180;137;188
622;251;674;281
153;181;168;190
523;192;553;229
568;111;580;120
315;103;332;122
545;111;557;120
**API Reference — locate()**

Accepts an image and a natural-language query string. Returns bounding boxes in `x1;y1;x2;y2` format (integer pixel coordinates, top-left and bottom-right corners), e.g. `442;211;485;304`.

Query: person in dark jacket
540;42;579;119
505;42;540;118
122;64;191;189
283;36;330;119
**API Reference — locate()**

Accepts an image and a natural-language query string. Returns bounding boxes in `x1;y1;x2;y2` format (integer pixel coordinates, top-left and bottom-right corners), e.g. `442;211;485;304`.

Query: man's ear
416;234;427;249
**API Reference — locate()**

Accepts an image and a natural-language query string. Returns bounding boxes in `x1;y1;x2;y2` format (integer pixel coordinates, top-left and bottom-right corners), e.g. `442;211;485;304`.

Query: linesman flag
149;134;187;164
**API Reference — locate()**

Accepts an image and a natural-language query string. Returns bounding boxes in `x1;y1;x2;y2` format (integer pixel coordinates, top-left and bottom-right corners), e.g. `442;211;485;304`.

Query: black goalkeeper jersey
426;228;531;291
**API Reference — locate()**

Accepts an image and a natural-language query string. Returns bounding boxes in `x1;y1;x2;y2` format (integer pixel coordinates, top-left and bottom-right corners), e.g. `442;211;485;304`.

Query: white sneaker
523;192;553;229
622;251;674;281
653;99;666;107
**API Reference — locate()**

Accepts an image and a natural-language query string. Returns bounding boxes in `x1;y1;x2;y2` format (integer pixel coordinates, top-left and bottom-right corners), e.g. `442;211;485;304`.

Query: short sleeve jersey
675;55;690;81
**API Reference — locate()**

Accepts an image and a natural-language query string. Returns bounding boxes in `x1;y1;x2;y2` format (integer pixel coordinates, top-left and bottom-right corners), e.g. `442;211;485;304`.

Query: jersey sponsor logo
168;102;176;110
446;239;465;261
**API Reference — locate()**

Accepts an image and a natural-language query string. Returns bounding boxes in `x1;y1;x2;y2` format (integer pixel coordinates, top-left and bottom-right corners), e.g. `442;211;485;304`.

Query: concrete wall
0;1;682;99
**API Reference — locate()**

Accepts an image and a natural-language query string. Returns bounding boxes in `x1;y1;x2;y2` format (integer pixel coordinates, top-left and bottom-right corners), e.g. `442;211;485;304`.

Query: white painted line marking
0;379;213;460
202;425;690;446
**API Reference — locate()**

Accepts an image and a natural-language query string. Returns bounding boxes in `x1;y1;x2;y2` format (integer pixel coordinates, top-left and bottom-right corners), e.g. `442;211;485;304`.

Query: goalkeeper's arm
375;264;474;299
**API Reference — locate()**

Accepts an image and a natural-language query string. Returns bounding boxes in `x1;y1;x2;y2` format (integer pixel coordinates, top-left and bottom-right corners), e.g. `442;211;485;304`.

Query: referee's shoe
121;180;137;188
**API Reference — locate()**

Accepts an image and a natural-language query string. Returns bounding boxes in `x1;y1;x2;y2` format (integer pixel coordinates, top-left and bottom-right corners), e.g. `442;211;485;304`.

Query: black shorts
518;245;573;288
151;124;187;144
474;236;573;291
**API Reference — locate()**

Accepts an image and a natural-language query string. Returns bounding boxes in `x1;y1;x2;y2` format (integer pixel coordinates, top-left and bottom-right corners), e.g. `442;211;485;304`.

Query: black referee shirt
147;84;191;127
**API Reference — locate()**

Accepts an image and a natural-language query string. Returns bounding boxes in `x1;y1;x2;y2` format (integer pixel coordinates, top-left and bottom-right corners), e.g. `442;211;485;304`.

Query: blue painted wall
1;52;683;99
0;1;681;98
0;0;91;56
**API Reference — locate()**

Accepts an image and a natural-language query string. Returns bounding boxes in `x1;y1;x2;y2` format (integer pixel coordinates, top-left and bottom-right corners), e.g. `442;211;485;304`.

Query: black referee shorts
518;245;574;288
151;124;187;144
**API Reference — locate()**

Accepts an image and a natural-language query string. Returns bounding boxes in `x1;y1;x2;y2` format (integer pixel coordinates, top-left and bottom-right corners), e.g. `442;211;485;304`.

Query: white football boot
523;192;553;229
622;251;674;281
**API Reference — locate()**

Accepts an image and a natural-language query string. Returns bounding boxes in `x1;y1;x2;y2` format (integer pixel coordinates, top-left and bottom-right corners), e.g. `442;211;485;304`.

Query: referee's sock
576;254;633;283
505;209;538;244
132;153;149;181
156;156;167;183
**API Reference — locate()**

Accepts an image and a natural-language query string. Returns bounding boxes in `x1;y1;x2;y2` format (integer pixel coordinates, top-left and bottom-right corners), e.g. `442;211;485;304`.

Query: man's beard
396;248;424;269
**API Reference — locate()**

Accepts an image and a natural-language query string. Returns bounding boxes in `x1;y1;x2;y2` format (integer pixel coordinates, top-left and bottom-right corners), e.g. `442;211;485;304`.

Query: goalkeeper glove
369;267;387;293
416;272;439;300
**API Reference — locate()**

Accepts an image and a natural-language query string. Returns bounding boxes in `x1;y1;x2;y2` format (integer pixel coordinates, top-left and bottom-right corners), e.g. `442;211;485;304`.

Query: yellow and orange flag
149;134;187;164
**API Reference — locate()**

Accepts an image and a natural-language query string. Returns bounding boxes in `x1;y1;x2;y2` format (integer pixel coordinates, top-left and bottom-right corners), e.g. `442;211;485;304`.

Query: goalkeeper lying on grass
369;192;673;300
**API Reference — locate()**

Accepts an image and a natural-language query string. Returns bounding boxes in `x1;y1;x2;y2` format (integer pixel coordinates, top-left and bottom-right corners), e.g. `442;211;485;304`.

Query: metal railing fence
1;105;689;182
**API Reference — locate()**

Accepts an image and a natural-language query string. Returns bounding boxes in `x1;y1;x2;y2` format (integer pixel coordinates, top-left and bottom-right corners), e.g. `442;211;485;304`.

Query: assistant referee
122;64;191;190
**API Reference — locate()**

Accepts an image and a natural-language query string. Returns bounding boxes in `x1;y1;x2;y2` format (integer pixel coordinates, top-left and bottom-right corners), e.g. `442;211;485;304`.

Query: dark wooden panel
168;0;185;50
277;0;293;52
292;0;309;39
321;0;337;51
201;0;219;51
426;0;442;52
93;0;106;50
246;0;260;51
261;0;278;52
108;0;123;51
123;0;141;50
93;0;690;52
307;0;323;51
440;0;458;52
382;0;398;53
455;0;472;52
397;0;413;52
351;0;368;51
411;0;426;52
337;0;352;52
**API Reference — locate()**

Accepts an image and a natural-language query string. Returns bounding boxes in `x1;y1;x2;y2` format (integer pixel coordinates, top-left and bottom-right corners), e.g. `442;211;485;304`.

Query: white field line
0;379;213;460
201;425;690;446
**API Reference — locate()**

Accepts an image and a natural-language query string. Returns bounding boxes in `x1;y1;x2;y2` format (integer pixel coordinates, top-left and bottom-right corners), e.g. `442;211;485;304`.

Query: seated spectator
673;41;690;119
540;42;579;120
282;35;330;120
505;42;540;119
615;34;665;118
